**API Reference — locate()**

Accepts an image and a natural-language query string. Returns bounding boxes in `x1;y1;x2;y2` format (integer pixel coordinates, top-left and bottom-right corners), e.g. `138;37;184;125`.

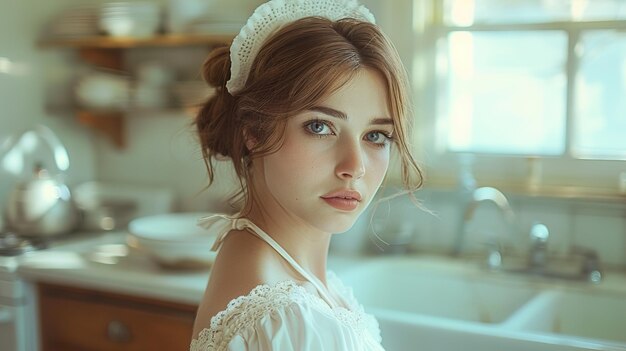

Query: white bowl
99;16;160;37
74;72;131;110
99;2;161;37
127;212;217;269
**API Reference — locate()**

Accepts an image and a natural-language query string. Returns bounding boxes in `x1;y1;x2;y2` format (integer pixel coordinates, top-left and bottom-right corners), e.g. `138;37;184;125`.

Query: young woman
190;0;423;350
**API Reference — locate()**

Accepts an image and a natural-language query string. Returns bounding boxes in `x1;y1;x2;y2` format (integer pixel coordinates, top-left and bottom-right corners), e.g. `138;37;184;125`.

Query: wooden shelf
76;110;126;149
46;106;200;149
39;34;225;149
47;105;198;117
38;33;234;49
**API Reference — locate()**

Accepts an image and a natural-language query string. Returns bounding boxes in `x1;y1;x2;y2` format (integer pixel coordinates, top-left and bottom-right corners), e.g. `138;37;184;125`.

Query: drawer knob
106;320;132;343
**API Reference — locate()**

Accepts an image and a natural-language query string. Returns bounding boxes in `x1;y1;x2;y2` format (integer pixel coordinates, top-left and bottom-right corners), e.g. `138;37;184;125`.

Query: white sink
505;289;626;346
332;255;626;351
338;256;538;323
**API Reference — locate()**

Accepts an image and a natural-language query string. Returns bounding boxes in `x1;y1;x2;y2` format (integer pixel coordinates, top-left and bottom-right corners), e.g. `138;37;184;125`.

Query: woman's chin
317;213;361;234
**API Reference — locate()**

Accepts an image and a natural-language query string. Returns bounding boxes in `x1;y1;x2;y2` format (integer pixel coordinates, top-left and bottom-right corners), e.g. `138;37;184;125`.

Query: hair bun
202;46;231;89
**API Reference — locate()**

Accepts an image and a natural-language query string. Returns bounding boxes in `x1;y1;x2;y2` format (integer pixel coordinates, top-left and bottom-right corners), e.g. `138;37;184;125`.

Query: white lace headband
226;0;376;94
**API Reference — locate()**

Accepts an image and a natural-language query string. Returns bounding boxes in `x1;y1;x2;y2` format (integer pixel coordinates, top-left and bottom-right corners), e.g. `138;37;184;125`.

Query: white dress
189;215;385;351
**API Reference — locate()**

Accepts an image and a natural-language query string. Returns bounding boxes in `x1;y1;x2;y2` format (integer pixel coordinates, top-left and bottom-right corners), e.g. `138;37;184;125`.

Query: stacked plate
73;71;132;110
99;2;161;38
45;5;101;38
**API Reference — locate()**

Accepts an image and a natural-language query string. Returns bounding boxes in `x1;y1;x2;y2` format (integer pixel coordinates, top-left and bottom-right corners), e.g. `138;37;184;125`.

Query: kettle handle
1;125;70;174
32;125;70;172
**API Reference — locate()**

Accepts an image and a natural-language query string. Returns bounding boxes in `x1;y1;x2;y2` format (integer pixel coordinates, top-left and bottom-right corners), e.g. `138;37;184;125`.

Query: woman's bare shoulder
191;229;297;339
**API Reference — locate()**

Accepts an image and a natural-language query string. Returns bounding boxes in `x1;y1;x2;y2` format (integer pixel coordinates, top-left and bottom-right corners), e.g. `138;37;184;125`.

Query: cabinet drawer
39;283;197;351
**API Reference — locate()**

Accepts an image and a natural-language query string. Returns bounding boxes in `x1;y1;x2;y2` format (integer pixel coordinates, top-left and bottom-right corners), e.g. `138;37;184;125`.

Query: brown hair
195;16;423;210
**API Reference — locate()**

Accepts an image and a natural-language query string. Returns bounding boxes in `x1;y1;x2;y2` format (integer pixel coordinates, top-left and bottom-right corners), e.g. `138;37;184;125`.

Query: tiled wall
331;187;626;269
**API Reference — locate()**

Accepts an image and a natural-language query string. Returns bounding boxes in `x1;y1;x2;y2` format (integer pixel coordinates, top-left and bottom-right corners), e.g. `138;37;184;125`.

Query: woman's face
256;68;393;233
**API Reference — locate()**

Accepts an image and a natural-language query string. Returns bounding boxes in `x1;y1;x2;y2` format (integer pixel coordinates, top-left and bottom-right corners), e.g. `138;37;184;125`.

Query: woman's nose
335;139;365;180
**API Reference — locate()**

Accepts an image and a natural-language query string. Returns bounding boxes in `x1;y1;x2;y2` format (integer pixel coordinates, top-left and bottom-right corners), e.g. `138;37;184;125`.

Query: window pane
437;31;567;155
573;30;626;159
444;0;626;26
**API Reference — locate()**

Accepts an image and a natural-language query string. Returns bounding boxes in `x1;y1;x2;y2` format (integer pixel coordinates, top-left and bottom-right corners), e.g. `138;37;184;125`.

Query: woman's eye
305;120;333;135
365;131;391;145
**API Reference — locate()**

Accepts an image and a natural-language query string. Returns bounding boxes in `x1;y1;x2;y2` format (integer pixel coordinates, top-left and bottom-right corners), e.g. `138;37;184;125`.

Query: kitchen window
412;0;626;193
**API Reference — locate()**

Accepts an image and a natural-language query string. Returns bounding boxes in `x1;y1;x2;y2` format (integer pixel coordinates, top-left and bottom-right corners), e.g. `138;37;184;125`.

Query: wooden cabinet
38;283;198;351
38;34;233;149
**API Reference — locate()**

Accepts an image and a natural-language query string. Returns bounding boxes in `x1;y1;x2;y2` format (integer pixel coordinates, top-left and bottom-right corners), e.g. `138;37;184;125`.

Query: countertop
14;230;626;305
16;231;207;304
15;231;360;305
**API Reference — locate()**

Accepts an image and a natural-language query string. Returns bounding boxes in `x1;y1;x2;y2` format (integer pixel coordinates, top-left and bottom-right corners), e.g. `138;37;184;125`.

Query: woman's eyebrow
370;118;393;126
309;106;347;120
309;106;393;125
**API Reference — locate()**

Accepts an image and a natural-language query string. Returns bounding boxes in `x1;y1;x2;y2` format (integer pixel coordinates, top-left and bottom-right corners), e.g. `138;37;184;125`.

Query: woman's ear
244;129;257;152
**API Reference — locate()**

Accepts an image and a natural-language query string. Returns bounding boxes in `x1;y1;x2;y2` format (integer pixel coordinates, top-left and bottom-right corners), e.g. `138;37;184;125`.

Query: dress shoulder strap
197;214;338;309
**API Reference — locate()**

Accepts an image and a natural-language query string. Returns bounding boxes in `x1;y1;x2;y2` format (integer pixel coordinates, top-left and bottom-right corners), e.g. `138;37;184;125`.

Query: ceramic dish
127;212;217;270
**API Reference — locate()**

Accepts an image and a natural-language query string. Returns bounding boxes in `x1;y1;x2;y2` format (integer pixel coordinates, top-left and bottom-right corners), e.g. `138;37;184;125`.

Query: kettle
2;125;79;237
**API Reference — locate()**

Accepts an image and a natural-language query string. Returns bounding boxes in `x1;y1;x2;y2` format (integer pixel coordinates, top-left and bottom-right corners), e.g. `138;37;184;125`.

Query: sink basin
333;255;626;351
337;256;538;324
504;289;626;346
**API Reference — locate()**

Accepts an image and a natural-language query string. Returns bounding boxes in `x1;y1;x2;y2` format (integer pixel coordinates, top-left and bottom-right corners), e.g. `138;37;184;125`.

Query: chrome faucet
516;223;602;284
452;187;516;260
528;223;549;270
450;184;603;283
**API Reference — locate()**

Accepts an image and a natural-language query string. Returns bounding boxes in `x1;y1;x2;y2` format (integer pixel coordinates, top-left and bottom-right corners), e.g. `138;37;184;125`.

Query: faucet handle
570;245;602;283
529;223;549;245
528;223;549;269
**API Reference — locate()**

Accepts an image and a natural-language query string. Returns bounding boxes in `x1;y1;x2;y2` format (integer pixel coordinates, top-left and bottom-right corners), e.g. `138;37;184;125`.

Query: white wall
0;0;98;220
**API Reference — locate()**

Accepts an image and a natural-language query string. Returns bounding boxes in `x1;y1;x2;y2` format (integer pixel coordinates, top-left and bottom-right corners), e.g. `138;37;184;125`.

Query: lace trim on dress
190;273;381;351
327;271;382;343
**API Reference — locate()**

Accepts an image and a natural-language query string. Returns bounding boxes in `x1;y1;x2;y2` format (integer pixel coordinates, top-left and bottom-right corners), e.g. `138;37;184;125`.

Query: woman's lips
321;197;359;211
320;190;362;211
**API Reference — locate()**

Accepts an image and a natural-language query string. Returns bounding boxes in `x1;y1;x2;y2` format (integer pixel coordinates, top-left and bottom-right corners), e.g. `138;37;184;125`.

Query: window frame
410;0;626;196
